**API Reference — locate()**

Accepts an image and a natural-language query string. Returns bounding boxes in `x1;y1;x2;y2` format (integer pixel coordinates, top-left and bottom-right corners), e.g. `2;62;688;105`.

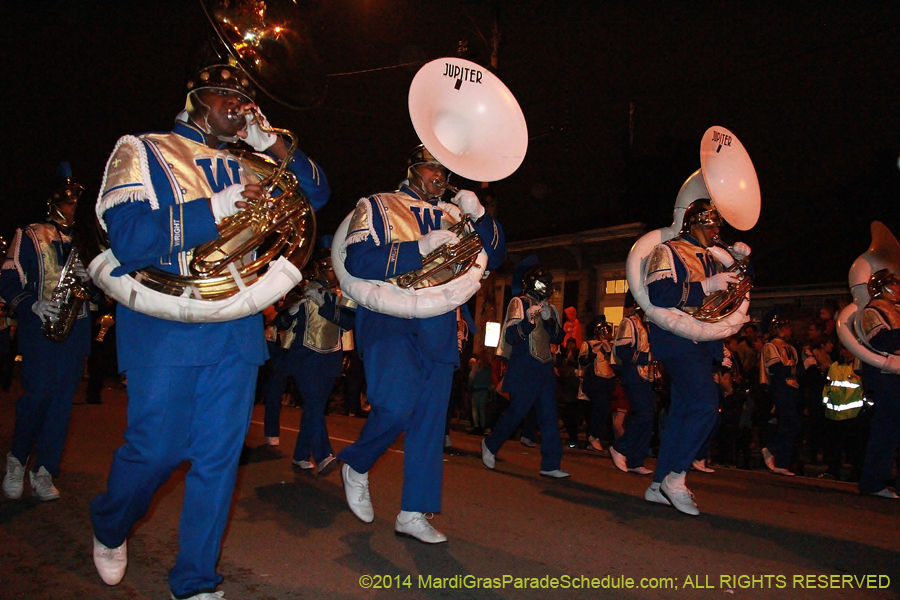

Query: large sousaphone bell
332;57;528;319
625;126;760;341
836;221;900;373
90;0;322;323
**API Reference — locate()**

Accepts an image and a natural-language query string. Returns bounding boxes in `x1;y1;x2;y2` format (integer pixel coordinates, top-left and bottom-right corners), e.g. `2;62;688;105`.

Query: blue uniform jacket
647;234;723;361
502;298;565;397
345;186;506;367
103;121;330;370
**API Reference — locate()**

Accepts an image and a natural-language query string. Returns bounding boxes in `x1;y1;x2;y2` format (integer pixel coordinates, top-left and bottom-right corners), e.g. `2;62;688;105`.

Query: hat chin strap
185;94;240;144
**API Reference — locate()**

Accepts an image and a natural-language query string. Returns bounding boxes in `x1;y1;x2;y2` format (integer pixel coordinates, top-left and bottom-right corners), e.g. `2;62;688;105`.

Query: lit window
605;279;629;294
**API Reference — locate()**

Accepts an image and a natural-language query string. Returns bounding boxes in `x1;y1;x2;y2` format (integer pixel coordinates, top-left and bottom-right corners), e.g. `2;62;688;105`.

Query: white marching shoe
93;536;127;585
394;511;447;544
342;463;374;523
608;446;628;473
30;467;60;501
660;471;699;516
644;482;671;506
3;453;25;500
481;439;495;469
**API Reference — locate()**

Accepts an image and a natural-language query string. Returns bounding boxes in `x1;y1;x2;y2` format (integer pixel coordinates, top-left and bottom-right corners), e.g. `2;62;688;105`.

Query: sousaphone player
629;126;760;516
88;59;330;599
334;56;523;544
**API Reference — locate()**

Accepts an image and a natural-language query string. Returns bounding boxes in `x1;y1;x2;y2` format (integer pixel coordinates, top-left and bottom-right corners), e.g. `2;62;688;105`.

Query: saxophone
44;247;92;342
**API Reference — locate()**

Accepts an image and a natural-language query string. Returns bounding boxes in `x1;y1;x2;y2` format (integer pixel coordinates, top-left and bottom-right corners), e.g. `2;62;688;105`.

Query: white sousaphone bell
625;126;761;341
836;221;900;374
332;57;528;319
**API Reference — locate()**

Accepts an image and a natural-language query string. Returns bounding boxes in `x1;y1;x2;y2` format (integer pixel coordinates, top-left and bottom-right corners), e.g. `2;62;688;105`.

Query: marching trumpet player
857;269;900;499
609;292;656;475
2;163;96;503
267;243;355;475
642;199;750;516
760;315;800;476
482;264;569;479
88;61;329;598
337;145;505;544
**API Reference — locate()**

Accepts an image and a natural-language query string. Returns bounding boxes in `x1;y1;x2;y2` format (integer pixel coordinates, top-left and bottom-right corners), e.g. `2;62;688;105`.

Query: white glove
304;287;326;307
71;258;91;284
452;189;485;220
540;304;552;320
210;183;246;224
32;299;62;323
731;242;751;260
701;272;740;295
417;229;458;256
526;304;542;323
287;301;302;315
240;107;277;152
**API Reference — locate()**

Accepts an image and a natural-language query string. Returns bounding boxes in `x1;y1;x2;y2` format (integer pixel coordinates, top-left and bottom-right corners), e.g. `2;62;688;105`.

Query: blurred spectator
819;343;866;481
562;306;583;350
468;350;493;435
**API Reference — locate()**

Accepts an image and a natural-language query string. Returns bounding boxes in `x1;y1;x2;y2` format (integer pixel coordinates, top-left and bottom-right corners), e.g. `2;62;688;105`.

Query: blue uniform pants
90;354;257;598
287;351;341;464
586;376;616;440
653;342;719;483
12;347;84;476
262;345;288;438
859;385;900;494
613;366;656;469
769;388;801;469
337;334;454;513
485;370;563;472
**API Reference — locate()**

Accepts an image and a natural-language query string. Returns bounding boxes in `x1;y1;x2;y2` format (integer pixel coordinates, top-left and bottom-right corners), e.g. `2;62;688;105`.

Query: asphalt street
0;379;897;600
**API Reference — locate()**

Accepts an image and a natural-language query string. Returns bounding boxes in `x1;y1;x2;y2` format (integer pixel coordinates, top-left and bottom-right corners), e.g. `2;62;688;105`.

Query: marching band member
482;265;569;479
578;316;616;453
88;61;329;599
760;316;800;476
337;145;505;543
275;247;355;475
857;269;900;499
642;199;747;515
609;292;655;475
1;164;95;502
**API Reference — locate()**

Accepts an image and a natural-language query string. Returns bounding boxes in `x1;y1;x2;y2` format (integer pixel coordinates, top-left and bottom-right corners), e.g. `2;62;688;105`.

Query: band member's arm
647;255;705;309
317;293;356;331
273;147;331;211
103;200;219;273
468;211;507;269
0;229;39;317
578;341;594;368
344;198;424;281
763;343;793;380
547;309;565;345
614;318;650;365
504;297;534;344
868;326;900;355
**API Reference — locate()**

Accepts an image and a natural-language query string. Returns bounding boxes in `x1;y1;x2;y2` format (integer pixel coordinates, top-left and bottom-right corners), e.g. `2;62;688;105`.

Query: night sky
4;1;900;287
